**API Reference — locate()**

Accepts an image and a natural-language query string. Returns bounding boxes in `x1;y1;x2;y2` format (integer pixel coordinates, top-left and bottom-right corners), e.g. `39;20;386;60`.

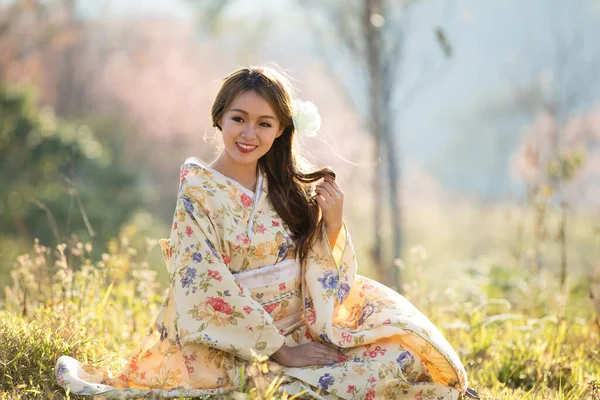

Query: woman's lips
236;142;257;153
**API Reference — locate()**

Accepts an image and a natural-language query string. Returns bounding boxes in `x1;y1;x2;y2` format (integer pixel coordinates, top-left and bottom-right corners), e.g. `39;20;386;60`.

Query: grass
1;212;599;399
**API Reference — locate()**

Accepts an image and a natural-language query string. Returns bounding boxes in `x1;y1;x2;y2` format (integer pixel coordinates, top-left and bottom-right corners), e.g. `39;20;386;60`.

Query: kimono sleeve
319;220;357;305
303;220;358;340
169;179;285;361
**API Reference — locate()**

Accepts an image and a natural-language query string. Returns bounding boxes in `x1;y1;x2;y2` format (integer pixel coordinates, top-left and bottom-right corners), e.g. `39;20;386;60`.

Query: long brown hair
211;66;335;267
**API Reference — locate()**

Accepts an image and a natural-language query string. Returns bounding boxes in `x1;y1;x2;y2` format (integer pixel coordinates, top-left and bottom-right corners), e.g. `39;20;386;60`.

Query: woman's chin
227;151;261;166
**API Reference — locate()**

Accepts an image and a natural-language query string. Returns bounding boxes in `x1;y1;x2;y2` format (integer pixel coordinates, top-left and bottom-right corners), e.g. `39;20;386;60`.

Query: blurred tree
0;85;140;255
295;0;456;291
449;3;600;292
186;1;233;34
0;0;205;229
0;0;84;114
508;19;599;292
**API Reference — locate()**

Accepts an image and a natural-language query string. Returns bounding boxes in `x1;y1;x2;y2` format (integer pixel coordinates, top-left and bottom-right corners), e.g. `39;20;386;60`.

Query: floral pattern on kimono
55;157;469;399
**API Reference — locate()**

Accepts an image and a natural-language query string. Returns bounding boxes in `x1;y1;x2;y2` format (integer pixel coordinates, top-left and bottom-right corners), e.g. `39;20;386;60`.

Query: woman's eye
232;117;243;122
260;123;272;128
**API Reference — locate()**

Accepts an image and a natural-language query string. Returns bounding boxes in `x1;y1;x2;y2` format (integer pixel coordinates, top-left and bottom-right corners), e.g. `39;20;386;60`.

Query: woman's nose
242;124;257;138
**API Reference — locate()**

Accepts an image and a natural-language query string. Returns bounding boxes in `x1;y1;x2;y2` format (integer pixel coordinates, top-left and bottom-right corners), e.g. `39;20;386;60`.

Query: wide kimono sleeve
162;173;286;361
302;221;469;392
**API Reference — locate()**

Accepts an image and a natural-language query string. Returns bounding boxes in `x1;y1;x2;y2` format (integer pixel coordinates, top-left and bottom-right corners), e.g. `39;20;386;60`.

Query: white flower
292;99;321;137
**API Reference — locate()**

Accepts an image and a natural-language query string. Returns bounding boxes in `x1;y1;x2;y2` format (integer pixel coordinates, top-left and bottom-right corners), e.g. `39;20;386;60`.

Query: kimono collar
247;165;265;240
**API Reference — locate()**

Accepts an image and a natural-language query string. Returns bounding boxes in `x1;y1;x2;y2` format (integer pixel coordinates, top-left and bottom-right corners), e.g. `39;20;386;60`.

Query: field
1;202;599;400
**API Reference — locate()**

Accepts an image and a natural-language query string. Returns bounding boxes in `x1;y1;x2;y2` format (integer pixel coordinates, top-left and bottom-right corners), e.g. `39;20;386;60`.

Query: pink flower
185;226;193;237
236;282;247;293
342;332;352;344
128;358;139;373
205;297;233;315
347;385;355;393
257;224;266;234
243;306;252;315
365;388;375;400
272;220;280;227
368;376;376;383
180;168;189;181
222;254;231;264
363;348;377;359
306;308;316;325
279;283;286;290
241;193;253;208
207;269;222;282
383;318;391;325
263;303;279;314
236;233;250;245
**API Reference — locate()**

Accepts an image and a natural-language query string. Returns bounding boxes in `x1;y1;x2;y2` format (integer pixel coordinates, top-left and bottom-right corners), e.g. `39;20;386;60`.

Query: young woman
56;66;479;399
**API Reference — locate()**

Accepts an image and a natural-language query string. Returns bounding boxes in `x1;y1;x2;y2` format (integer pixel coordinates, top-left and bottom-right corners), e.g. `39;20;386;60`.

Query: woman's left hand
314;176;344;243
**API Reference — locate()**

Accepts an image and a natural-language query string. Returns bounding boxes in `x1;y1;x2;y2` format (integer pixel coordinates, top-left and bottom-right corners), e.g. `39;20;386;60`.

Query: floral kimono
56;157;469;399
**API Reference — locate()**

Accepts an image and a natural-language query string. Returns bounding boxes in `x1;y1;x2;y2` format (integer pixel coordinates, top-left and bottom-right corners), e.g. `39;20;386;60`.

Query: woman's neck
209;154;258;192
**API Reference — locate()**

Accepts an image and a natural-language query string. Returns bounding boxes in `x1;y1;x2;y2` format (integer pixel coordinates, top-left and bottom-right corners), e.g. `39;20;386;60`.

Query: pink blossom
180;168;189;181
365;388;375;400
342;332;352;343
205;297;233;315
263;303;278;314
241;193;253;208
207;269;222;282
236;233;250;245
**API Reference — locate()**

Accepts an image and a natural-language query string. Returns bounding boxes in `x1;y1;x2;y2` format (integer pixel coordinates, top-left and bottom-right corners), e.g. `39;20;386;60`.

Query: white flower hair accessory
292;99;321;137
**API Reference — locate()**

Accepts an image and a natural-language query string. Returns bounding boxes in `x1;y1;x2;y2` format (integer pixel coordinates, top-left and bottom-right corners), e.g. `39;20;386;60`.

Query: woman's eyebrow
230;108;276;120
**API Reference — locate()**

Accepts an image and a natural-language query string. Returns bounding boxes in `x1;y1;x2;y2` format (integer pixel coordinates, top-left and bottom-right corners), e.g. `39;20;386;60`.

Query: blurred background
1;0;599;296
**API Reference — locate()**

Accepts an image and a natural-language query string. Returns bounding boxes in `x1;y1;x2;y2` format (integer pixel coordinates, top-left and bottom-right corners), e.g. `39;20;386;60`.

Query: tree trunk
363;0;402;290
364;0;385;284
383;114;402;292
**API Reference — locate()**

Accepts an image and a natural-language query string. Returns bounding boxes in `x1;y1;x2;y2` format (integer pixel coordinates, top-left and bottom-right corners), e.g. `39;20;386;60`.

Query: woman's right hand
270;343;346;367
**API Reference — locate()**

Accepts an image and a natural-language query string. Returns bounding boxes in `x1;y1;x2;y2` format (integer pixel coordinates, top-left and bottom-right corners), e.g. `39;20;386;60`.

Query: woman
56;66;478;399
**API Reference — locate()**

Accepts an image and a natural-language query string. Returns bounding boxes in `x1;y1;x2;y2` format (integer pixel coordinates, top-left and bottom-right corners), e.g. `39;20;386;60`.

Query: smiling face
217;90;285;170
